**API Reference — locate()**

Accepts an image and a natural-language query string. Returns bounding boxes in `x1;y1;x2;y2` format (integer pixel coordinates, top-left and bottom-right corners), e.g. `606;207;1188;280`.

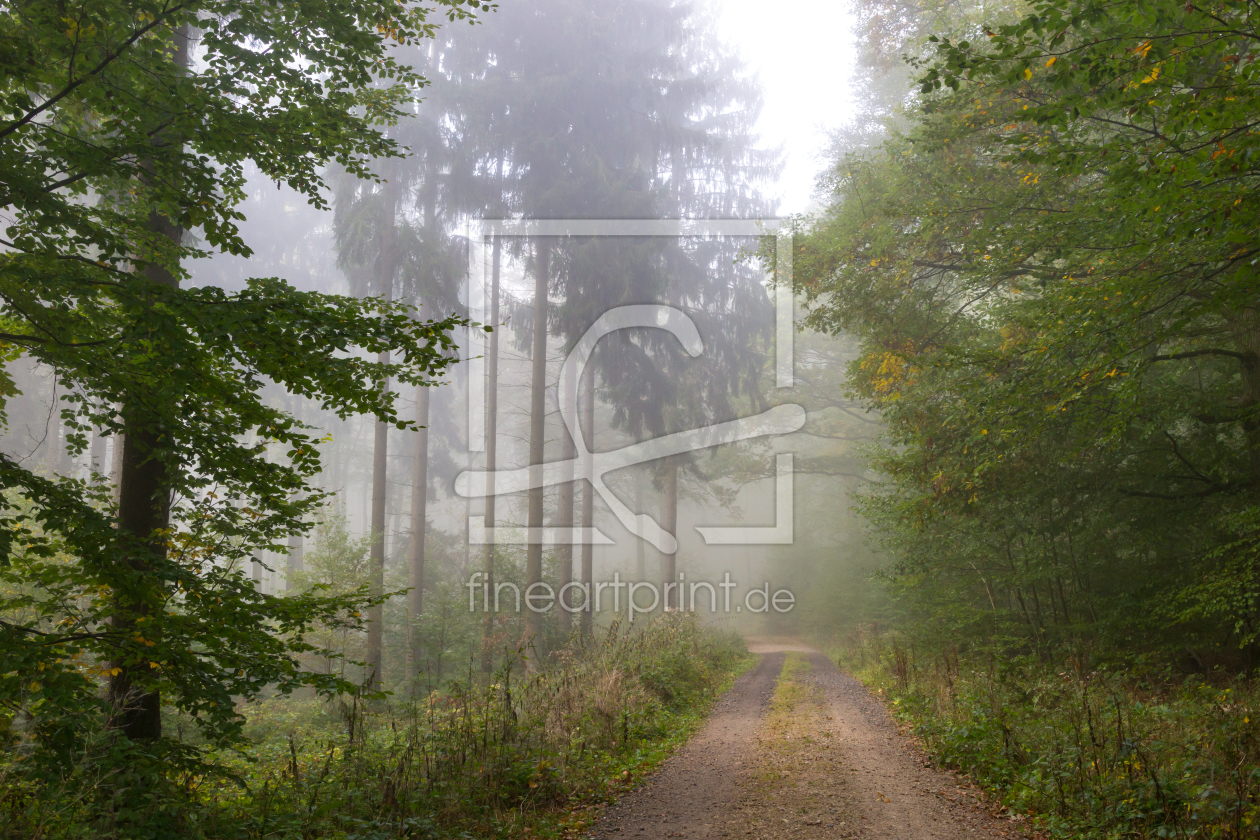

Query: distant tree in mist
439;0;779;634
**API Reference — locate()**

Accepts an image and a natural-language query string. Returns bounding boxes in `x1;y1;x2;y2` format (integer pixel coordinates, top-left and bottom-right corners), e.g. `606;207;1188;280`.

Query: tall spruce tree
422;0;777;645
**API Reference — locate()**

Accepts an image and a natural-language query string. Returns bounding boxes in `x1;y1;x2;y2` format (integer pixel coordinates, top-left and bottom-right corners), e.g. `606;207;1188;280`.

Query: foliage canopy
0;0;488;771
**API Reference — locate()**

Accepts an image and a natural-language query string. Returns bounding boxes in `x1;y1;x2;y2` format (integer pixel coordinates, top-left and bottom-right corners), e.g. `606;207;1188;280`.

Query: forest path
588;639;1025;840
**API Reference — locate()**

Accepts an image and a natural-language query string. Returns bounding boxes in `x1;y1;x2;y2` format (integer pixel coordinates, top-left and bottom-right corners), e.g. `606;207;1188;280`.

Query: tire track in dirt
589;640;1026;840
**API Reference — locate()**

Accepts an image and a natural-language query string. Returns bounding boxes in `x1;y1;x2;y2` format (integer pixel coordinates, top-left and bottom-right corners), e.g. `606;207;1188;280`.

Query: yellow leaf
1045;56;1057;68
1023;67;1033;80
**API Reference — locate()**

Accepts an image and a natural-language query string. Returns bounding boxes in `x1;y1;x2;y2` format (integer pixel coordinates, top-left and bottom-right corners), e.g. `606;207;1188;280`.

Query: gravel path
589;651;785;839
588;640;1025;840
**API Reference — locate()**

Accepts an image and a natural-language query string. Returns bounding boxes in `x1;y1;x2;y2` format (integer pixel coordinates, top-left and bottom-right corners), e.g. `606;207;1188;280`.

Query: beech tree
793;0;1260;658
0;0;484;765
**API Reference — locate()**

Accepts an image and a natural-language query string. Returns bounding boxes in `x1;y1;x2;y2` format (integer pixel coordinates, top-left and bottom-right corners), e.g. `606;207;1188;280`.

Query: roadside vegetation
794;0;1260;836
840;630;1259;838
2;613;748;840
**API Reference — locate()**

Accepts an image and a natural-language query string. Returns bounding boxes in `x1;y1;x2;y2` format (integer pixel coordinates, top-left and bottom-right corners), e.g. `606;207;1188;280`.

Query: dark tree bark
108;23;191;742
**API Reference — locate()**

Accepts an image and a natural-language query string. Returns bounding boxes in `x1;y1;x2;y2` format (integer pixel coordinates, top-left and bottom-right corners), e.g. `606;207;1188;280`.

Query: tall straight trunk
481;234;502;674
366;178;398;690
111;400;172;739
252;431;268;592
286;395;304;591
110;421;124;506
286;533;303;591
524;240;550;660
366;353;390;689
579;361;595;638
660;457;678;610
634;471;646;581
44;379;71;476
408;383;430;678
556;359;576;635
408;167;438;680
1227;308;1260;483
463;459;471;576
108;23;190;741
89;425;107;477
44;399;62;477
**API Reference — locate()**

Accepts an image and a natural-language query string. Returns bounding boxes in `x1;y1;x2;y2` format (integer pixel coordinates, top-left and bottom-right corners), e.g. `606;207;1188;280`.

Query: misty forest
4;0;1260;837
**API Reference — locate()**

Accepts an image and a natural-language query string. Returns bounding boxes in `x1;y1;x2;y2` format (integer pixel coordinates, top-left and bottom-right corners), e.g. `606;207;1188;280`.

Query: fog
2;0;878;667
11;1;1257;832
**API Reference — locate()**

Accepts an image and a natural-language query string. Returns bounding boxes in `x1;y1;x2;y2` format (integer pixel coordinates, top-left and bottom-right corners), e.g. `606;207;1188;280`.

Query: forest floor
587;638;1028;840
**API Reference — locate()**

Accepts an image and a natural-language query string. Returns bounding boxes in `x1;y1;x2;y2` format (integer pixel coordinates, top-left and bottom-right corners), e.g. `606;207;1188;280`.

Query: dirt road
589;639;1025;840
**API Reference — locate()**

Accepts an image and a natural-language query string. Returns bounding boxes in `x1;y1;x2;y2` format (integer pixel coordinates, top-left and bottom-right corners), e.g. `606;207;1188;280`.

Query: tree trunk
634;470;646;581
660;457;678;610
89;425;107;477
525;240;550;662
408;383;430;678
580;361;595;638
366;176;397;691
44;396;63;477
409;154;436;674
286;395;304;591
1228;308;1260;484
556;359;576;636
286;533;303;591
481;234;502;674
108;23;191;742
366;354;389;689
110;421;124;506
110;402;171;740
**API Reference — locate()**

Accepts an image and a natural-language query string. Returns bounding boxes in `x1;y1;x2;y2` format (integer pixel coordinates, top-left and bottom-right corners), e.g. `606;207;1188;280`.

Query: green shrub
2;613;748;839
841;631;1260;839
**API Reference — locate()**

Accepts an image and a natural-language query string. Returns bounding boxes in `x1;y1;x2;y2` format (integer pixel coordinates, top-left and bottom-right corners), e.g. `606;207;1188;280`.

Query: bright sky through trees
716;0;856;214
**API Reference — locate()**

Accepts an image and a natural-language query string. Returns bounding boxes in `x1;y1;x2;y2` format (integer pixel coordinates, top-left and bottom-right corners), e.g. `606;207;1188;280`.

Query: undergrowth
2;613;750;839
836;629;1260;839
